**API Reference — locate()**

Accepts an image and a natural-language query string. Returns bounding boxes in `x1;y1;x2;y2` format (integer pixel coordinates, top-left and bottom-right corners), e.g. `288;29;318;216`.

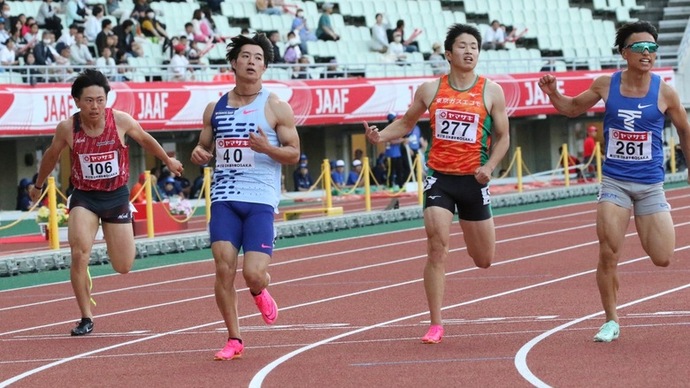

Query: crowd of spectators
0;0;458;82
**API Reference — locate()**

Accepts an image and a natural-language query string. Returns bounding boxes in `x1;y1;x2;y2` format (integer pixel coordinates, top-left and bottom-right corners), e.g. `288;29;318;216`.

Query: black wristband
34;184;43;190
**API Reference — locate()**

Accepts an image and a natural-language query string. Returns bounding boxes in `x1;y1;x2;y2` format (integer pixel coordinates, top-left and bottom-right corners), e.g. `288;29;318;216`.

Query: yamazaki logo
440;110;475;122
82;152;115;162
613;131;648;141
217;139;249;147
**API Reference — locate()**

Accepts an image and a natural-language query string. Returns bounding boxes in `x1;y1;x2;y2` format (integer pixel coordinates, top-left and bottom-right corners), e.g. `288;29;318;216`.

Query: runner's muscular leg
461;218;496;269
102;222;136;273
212;241;241;339
423;206;454;326
596;202;631;323
242;251;271;295
635;212;674;267
67;207;101;319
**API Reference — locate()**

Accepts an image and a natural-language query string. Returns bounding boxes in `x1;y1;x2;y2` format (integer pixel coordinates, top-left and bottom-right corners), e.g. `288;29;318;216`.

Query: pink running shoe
254;289;278;324
421;325;444;344
214;338;244;360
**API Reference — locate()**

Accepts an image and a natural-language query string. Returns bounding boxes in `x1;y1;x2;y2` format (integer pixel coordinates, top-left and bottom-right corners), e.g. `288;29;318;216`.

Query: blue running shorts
209;201;275;255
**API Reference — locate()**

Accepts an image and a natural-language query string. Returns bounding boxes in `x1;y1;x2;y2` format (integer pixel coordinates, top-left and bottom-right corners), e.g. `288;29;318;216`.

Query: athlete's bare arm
538;74;609;117
479;80;510;183
251;94;300;165
661;82;690;184
191;102;216;166
30;120;73;201
115;110;184;176
364;79;438;144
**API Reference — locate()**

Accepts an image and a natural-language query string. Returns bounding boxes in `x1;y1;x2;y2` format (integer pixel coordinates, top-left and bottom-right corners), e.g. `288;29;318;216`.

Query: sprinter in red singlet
364;23;510;344
30;69;184;336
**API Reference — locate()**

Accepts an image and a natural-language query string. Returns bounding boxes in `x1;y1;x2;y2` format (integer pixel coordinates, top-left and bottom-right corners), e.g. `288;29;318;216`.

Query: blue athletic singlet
603;71;665;184
210;90;282;212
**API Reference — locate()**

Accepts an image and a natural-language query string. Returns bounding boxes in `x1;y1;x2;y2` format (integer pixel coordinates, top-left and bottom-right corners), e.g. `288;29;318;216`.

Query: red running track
2;188;690;387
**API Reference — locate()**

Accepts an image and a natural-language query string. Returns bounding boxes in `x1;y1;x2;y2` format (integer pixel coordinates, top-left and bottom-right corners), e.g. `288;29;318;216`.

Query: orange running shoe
421;324;444;344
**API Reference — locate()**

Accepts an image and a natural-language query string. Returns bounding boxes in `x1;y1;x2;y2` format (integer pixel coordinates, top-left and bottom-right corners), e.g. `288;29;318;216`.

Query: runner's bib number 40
216;138;256;169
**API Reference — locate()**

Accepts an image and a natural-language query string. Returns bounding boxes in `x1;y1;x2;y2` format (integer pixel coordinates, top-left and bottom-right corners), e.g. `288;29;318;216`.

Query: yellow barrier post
47;177;59;250
595;142;602;183
323;159;333;209
363;156;371;211
516;147;523;193
670;136;676;174
415;154;423;205
145;171;154;238
204;166;212;223
562;143;570;187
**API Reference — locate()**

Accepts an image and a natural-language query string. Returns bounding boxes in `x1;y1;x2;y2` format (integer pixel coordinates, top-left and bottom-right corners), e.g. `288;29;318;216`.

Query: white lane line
514;280;690;388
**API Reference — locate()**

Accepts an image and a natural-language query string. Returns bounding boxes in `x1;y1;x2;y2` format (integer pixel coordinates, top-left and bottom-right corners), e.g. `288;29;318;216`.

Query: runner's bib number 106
79;151;120;180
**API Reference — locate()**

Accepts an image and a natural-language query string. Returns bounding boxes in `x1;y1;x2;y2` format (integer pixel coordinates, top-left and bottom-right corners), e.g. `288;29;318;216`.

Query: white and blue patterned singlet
210;90;282;212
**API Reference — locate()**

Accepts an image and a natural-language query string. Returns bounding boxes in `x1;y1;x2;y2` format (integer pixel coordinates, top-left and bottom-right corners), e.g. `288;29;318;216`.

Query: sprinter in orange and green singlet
364;24;510;345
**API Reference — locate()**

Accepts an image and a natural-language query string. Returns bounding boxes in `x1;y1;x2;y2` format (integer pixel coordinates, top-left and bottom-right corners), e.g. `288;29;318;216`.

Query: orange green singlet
427;74;492;175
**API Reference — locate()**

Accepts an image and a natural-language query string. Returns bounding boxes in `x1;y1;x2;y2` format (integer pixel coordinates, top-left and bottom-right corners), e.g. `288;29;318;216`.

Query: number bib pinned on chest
606;128;652;161
216;138;256;169
79;151;120;180
434;109;479;143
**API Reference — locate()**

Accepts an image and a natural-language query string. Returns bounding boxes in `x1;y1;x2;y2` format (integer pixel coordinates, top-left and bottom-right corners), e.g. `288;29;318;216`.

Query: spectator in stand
369;13;389;54
200;6;224;42
36;0;63;40
322;58;344;78
331;159;346;187
183;22;194;41
283;30;301;64
191;8;212;43
21;51;42;84
256;0;282;16
347;159;363;187
0;38;18;70
57;23;79;52
268;30;282;63
294;162;313;191
428;42;449;75
95;19;114;56
70;32;95;68
113;19;143;58
169;43;194;81
65;0;87;28
106;0;124;21
390;19;421;53
33;30;56;67
84;5;105;43
96;46;122;81
385;31;407;63
316;2;339;41
291;56;311;79
0;16;10;43
140;8;170;46
291;7;316;54
9;22;33;58
54;44;77;81
482;20;506;50
21;16;34;38
0;2;11;30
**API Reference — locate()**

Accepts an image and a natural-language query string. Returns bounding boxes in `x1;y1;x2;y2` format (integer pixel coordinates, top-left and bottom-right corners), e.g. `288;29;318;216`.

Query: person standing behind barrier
538;20;690;343
294;162;313;191
583;125;598;178
384;112;405;188
190;33;301;361
364;23;510;344
346;159;363;187
29;69;183;336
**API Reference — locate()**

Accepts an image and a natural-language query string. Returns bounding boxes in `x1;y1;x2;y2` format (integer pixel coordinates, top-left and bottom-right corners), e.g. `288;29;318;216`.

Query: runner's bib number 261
434;109;478;143
606;128;652;161
79;151;120;180
216;138;255;169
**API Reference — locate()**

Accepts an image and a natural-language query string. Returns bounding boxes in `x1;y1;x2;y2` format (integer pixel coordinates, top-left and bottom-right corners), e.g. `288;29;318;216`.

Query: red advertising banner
0;68;675;137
